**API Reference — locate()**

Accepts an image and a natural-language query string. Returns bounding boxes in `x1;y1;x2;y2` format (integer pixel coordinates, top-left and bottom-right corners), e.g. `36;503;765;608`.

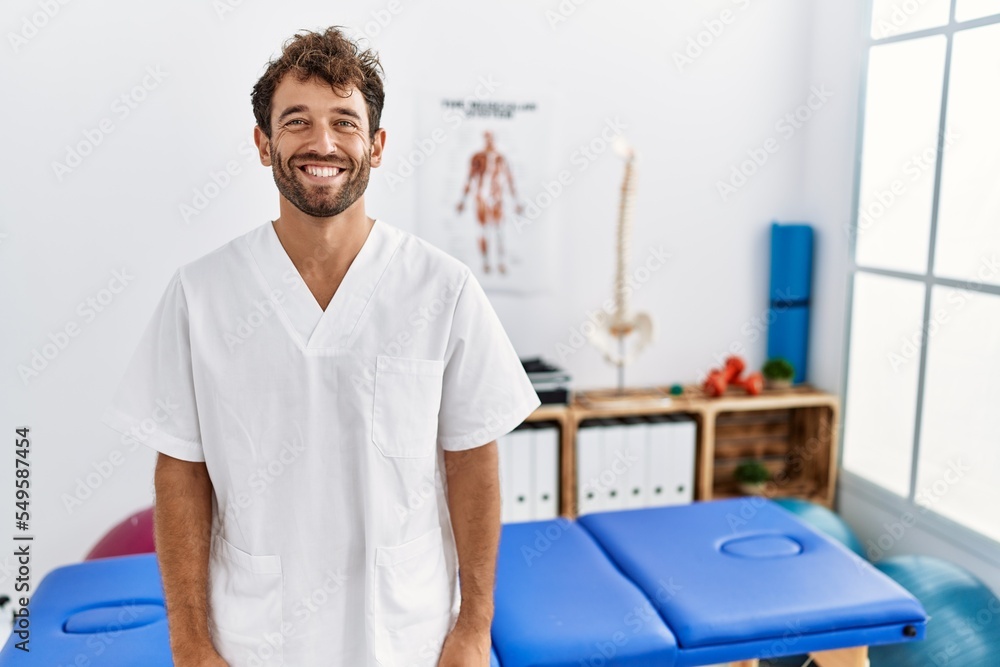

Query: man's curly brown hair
251;27;385;142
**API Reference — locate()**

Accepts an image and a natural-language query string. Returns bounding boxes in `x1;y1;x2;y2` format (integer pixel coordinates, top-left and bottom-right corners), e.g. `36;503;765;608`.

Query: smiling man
101;26;539;667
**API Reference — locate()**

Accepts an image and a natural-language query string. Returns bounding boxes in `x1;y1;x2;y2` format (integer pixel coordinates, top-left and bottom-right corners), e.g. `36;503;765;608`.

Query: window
843;0;1000;545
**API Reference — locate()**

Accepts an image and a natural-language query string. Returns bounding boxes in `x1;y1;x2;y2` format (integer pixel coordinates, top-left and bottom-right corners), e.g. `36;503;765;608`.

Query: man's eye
286;119;305;126
337;120;356;127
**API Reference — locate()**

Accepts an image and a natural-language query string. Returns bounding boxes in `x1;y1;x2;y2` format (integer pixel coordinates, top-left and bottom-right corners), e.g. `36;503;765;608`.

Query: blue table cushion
0;553;172;666
578;499;927;652
492;518;678;667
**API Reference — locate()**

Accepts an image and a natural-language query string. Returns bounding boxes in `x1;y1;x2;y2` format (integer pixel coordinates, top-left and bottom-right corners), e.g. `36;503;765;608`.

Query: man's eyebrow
332;107;363;121
276;105;364;123
276;104;307;123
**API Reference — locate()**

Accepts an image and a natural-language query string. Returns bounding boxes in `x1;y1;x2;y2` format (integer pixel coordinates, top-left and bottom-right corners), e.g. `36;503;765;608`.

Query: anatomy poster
414;92;555;294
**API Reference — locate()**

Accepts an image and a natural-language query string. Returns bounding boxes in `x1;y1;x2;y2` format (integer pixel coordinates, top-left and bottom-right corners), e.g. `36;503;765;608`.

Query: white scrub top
100;218;541;667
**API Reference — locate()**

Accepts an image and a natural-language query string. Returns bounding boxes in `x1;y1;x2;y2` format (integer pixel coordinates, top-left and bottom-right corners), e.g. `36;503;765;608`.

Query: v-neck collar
246;217;401;351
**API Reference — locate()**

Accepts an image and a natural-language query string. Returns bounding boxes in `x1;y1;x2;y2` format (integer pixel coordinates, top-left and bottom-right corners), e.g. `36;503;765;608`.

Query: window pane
916;287;1000;542
933;23;1000;287
956;0;1000;21
843;273;926;496
855;37;947;274
871;0;950;39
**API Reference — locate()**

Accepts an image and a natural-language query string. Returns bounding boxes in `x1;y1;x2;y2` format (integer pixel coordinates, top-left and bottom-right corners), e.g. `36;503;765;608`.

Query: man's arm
442;440;501;635
154;453;227;665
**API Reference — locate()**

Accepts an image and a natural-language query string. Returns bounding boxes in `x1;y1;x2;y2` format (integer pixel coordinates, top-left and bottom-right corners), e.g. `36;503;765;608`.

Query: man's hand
436;622;491;667
172;645;230;666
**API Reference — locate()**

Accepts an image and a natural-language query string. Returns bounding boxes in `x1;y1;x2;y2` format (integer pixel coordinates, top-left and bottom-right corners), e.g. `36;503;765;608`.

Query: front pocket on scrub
373;525;456;667
208;534;284;665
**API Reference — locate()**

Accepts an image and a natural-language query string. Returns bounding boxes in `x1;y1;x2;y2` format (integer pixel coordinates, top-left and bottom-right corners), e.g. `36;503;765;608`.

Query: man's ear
369;127;387;168
253;125;273;167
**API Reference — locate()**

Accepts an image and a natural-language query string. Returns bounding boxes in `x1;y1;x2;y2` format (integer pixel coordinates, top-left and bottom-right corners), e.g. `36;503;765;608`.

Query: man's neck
272;200;374;288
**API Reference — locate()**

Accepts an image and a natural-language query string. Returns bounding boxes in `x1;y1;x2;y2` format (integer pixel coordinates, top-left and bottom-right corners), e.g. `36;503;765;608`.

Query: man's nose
308;124;339;155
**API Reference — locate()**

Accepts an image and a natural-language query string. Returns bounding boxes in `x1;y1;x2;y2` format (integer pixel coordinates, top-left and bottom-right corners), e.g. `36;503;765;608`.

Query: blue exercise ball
772;497;866;557
871;555;1000;667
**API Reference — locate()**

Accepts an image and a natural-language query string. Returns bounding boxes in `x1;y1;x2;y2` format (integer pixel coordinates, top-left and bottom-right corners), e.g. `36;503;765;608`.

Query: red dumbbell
703;369;727;397
702;356;764;397
730;371;764;396
723;356;745;382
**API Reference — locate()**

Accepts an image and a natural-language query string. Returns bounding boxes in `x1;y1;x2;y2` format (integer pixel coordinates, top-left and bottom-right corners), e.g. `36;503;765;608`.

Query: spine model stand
586;137;655;393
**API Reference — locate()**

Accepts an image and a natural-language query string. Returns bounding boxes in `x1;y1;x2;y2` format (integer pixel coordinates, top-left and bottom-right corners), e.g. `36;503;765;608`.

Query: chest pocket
372;355;444;458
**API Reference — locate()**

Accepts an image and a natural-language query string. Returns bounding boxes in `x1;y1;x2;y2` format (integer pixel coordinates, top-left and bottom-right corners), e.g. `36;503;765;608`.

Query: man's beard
271;146;370;218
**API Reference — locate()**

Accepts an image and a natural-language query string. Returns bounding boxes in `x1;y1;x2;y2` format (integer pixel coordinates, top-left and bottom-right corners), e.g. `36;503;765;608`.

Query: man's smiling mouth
299;164;345;178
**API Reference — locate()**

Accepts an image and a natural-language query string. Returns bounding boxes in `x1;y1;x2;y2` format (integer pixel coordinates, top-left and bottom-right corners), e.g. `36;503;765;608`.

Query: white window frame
840;0;1000;565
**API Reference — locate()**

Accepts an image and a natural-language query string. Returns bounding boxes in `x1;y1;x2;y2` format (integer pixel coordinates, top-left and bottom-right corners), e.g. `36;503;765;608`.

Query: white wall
8;0;991;598
798;1;866;393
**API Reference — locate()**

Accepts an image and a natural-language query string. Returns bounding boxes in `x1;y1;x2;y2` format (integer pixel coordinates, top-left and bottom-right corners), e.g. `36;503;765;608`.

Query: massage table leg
731;645;868;667
811;645;869;667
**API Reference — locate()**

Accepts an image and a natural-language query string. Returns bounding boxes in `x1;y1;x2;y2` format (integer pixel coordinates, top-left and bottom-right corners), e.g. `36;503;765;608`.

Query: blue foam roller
769;223;813;301
767;305;810;384
768;223;813;384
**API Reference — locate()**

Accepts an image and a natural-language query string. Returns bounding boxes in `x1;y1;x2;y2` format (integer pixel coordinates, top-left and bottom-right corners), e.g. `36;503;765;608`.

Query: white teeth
303;165;341;177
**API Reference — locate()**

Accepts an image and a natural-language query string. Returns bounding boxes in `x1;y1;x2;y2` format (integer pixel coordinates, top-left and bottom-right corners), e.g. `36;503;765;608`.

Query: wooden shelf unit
523;384;840;519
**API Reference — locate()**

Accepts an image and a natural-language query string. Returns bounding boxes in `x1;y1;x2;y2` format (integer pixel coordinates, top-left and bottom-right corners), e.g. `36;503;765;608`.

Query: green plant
762;357;795;382
734;460;771;484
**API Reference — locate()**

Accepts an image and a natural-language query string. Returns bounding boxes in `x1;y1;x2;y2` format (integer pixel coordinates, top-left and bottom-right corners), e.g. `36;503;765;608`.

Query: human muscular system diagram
456;130;523;274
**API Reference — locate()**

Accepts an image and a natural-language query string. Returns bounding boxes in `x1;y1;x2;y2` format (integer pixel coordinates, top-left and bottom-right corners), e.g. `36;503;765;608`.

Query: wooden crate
527;384;840;518
711;405;837;504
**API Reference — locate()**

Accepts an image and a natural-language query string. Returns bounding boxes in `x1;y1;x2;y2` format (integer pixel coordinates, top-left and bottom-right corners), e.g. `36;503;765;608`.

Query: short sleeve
437;271;541;452
100;269;205;462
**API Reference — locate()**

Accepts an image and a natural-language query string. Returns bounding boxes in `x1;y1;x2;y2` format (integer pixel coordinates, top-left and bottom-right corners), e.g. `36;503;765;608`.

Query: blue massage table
0;500;927;666
493;499;928;666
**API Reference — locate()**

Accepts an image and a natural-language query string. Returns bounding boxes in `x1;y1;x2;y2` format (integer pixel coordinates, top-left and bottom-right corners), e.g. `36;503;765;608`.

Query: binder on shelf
532;422;560;520
508;424;535;523
576;419;604;516
669;414;697;505
600;418;628;512
621;416;648;509
646;414;674;508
